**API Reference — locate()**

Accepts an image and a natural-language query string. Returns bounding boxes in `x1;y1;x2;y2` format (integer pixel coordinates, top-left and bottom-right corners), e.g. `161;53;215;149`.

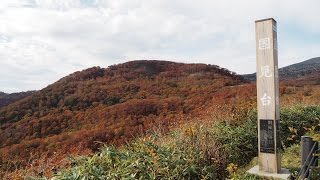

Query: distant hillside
0;91;35;108
243;57;320;81
0;60;246;171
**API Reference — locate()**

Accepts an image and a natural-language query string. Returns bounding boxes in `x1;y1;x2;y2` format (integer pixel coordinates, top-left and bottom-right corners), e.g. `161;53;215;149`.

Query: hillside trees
0;61;247;175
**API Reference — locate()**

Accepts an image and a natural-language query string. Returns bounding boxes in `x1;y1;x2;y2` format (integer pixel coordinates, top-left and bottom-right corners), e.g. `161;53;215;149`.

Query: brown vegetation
0;60;245;176
0;60;319;178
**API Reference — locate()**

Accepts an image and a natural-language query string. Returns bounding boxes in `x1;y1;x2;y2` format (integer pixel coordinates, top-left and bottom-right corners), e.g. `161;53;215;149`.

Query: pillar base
247;165;291;180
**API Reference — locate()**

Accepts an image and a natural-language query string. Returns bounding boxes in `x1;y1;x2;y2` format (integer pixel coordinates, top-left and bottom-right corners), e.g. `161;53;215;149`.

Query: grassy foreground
30;105;319;179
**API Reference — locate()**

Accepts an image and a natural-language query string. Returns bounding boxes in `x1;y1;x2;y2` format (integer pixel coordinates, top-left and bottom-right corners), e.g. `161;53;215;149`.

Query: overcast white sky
1;0;319;93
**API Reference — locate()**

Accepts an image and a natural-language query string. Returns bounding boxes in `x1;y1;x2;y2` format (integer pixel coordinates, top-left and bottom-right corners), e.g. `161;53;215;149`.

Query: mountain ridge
243;57;320;81
0;91;35;108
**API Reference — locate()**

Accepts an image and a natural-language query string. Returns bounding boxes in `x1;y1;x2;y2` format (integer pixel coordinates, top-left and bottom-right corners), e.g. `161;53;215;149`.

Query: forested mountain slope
0;60;245;170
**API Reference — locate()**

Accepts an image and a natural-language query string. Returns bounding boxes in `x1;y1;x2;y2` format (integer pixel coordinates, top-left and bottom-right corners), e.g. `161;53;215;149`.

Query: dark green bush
213;105;320;166
280;105;320;147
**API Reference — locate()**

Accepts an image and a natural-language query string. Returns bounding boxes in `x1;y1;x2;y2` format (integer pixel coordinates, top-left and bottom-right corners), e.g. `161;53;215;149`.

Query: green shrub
213;110;258;166
52;136;220;180
282;144;301;172
213;105;320;167
280;105;320;147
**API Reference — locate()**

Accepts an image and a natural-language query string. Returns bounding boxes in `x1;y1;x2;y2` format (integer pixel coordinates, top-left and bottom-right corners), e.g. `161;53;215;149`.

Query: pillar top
255;18;277;23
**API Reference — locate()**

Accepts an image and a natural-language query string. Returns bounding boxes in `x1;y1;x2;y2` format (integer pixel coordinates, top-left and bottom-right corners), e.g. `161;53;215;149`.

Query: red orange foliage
0;61;245;174
0;60;319;177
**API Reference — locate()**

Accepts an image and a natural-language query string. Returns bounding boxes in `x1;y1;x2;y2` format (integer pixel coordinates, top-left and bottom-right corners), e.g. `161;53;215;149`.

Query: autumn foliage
0;60;245;174
0;60;319;177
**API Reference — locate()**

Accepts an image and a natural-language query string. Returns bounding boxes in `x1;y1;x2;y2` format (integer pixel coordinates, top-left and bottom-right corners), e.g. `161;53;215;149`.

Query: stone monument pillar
248;18;291;179
255;18;281;173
